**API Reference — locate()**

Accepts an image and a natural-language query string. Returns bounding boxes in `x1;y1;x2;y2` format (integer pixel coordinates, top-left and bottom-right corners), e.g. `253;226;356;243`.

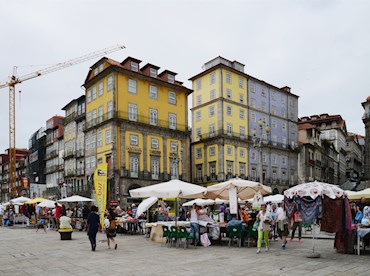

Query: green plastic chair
178;226;190;249
162;225;171;247
170;226;180;248
246;222;258;247
228;226;243;247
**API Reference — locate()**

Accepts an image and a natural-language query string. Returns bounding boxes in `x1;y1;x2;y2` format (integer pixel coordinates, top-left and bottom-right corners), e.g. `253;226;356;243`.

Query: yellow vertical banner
94;163;107;230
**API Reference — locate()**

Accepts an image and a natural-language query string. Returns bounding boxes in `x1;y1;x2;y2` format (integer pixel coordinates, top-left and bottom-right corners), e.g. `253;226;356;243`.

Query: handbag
200;233;211;247
252;220;259;231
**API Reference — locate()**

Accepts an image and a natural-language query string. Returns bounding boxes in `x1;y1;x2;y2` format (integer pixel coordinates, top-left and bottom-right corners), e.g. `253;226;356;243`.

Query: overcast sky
0;0;369;153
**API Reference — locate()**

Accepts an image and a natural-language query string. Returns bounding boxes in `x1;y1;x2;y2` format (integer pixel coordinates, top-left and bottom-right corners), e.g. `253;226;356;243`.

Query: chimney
281;86;291;93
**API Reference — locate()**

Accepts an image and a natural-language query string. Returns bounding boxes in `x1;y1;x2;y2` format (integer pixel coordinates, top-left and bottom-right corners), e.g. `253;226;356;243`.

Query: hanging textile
294;196;322;224
343;197;352;234
284;197;296;219
320;196;343;233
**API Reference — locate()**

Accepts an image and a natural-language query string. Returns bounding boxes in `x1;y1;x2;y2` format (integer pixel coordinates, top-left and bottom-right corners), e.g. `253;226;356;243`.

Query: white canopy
347;188;370;200
37;200;61;208
263;194;284;204
129;179;206;199
135;197;158;218
10;196;31;205
284;181;344;199
195;178;272;200
182;198;215;207
58;195;94;202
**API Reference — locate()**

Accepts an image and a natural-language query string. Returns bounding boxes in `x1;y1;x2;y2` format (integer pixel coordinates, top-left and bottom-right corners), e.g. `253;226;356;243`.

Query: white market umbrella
284;181;344;258
182;198;215;207
200;178;272;200
347;188;370;201
58;195;94;202
37;200;61;208
263;194;284;204
10;196;31;205
129;179;206;199
135;197;158;218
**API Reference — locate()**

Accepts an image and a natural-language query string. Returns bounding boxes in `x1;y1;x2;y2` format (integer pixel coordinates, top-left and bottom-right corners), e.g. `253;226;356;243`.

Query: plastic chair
162;225;171;247
246;223;258;247
178;226;190;249
303;223;312;233
228;226;242;247
170;226;180;248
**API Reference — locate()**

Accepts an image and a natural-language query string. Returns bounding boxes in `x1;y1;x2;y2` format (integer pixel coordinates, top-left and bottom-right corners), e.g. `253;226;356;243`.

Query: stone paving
0;226;369;276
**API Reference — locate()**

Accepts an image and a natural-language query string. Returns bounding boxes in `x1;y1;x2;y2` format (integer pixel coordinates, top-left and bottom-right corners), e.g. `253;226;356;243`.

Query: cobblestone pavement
0;226;369;276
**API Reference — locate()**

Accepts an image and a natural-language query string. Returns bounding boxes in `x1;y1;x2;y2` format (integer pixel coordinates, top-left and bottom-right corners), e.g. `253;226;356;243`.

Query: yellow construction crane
0;44;125;198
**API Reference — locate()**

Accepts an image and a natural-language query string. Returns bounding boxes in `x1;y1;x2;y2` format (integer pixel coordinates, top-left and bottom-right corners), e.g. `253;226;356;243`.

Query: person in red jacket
55;202;62;230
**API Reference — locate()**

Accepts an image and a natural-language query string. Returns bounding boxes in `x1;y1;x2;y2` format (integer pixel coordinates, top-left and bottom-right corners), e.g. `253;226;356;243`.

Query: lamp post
252;119;270;184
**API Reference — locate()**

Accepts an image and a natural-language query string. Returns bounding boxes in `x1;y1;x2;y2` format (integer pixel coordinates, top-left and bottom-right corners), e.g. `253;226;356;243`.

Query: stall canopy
263;194;284;204
195;178;272;200
129;179;206;199
135;197;158;218
37;200;61;208
10;196;31;205
182;198;215;207
24;197;48;204
347;188;370;201
284;181;344;199
58;195;94;202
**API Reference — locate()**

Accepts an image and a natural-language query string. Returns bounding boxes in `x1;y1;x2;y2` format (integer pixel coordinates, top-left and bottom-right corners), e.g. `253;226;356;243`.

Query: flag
94;163;107;229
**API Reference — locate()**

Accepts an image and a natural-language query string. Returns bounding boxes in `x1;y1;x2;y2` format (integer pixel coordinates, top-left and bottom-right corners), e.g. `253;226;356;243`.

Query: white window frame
97;133;103;147
151;138;159;149
196;95;202;105
250;98;256;108
226;72;232;84
227;146;232;156
130;134;139;146
98;106;103;123
128;79;137;94
168;91;176;104
196;148;202;159
168;74;175;84
227;105;232;116
131;61;139;72
262;102;267;112
240;126;245;138
251;113;256;123
196;111;201;121
239;109;244;119
107;101;113;119
240;149;245;158
209;106;215;117
105;129;112;144
196;128;201;138
87;90;92;103
209;124;215;136
130;156;139;178
239;93;244;104
98;82;103;96
227;123;232;135
210;89;216;100
149;109;158;125
128;103;137;122
150;68;157;78
149;85;158;100
169;113;176;130
239;77;244;88
196;79;202;90
170;141;178;153
107;76;113;91
226;89;232;99
209;147;215;156
151;159;160;180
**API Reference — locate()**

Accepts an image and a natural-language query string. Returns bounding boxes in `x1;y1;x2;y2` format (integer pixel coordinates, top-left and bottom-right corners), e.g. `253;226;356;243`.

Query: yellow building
190;57;249;185
83;57;192;206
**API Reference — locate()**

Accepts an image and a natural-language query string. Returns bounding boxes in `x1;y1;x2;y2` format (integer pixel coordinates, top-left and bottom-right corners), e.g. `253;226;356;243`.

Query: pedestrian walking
276;201;289;250
104;209;117;250
290;210;303;242
256;204;272;254
87;205;100;251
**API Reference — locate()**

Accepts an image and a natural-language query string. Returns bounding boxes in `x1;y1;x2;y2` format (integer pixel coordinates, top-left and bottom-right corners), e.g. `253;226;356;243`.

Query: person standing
270;204;278;241
104;209;117;250
55;203;62;230
190;204;202;245
276;201;289;250
256;204;272;254
82;204;90;231
87;205;100;251
290;210;303;242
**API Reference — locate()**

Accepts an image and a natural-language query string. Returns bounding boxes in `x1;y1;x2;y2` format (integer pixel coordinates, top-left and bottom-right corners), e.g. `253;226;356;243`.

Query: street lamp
252;119;270;184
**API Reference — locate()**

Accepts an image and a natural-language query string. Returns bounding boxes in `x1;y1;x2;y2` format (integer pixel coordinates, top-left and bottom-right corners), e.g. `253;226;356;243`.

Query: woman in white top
275;201;289;250
189;204;205;244
256;204;272;254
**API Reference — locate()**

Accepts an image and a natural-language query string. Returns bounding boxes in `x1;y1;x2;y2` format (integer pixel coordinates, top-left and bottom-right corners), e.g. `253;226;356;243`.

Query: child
36;218;47;233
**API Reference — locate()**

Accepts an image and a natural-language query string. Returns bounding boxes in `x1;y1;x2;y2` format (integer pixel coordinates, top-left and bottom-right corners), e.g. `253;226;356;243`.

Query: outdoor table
356;228;370;255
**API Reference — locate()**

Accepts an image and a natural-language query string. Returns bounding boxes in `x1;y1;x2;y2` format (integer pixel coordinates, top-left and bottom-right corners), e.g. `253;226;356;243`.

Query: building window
130;156;139;178
107;101;113;119
282;123;286;130
128;79;137;94
272;120;277;128
151;138;159;149
196;148;202;159
196;110;201;121
272;155;277;165
150;68;157;78
250;83;256;93
227;123;232;135
151;159;160;180
98;106;103;123
98;82;103;96
227;105;232;116
107;76;113;91
227;161;233;177
262;153;267;163
196;128;202;138
239;77;244;88
196;79;202;90
210;89;216;100
261;88;266;97
271;91;276;101
271;105;276;115
282;137;287;146
168;91;176;104
240;148;245;158
262;102;267;112
149;109;158;125
239;163;246;176
130;134;138;146
94;68;98;76
251;151;256;161
168;113;176;130
170;159;179;179
209;124;215;136
87;90;91;103
210;72;216;84
196;95;202;105
227;146;232;156
240;126;245;138
282;108;286;118
251;168;257;180
170;141;178;152
149;85;158;100
239;93;244;104
251;113;256;123
250;98;256;108
105;129;112;144
196;165;202;181
97;133;102;147
128;103;137;121
131;62;138;72
210;162;216;180
209;146;215;156
209;106;215;117
282;156;286;166
226;89;232;99
226;72;232;84
239;109;245;119
168;74;175;84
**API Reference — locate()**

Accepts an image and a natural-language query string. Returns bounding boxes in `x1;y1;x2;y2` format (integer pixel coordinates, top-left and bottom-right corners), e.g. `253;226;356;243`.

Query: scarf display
294;196;322;224
284;197;296;220
320;196;343;233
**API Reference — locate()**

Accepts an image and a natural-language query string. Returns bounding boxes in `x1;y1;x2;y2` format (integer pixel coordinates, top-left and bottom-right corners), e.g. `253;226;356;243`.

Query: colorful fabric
284;197;296;219
294;196;322;224
344;197;352;233
284;181;344;199
320;197;343;233
363;206;370;219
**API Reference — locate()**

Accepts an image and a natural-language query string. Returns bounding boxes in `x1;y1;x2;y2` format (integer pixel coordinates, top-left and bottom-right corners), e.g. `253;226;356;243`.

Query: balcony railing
45;150;58;160
64;112;77;125
64;149;76;159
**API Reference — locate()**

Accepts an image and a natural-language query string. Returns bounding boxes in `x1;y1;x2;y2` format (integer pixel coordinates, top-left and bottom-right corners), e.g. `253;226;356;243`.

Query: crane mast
0;44;125;199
